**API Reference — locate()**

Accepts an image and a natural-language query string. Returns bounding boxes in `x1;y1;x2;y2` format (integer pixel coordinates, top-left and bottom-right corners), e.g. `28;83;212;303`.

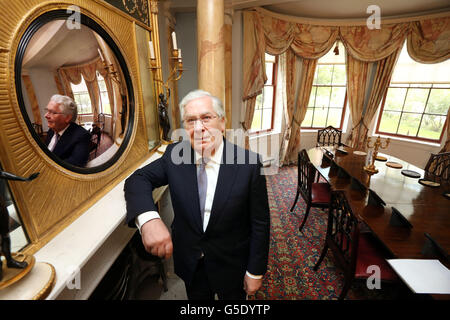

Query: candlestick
98;48;104;62
178;48;182;60
364;136;390;174
171;31;178;50
149;40;155;60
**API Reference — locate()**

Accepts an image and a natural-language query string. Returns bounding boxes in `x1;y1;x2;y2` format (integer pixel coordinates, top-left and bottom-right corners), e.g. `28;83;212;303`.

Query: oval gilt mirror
15;10;135;174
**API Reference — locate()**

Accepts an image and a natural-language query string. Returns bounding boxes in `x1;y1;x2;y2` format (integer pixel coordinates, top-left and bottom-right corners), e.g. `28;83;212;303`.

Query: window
250;53;277;133
71;77;91;114
98;73;111;115
71;73;111;115
302;42;347;129
376;44;450;142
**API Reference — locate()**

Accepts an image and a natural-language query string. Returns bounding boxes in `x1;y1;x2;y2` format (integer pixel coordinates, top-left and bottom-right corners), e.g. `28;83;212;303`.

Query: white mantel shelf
32;146;167;300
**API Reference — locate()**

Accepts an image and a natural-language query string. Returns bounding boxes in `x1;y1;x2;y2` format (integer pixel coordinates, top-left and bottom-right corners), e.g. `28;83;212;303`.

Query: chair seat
311;183;331;204
355;233;398;281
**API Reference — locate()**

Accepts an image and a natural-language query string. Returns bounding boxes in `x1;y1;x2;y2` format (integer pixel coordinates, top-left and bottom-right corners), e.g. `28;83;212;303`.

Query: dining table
307;145;450;276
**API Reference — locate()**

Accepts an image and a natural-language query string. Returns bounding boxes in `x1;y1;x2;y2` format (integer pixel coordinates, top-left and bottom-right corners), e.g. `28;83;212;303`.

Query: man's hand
243;274;263;296
141;218;173;260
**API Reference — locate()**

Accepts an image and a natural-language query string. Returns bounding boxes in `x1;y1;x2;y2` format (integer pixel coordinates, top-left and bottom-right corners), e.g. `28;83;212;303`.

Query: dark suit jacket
46;122;91;167
124;139;270;293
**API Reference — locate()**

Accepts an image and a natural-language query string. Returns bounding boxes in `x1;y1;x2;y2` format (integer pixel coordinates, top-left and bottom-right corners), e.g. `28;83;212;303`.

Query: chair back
96;113;105;130
326;190;359;275
424;152;450;184
317;126;342;147
298;149;315;202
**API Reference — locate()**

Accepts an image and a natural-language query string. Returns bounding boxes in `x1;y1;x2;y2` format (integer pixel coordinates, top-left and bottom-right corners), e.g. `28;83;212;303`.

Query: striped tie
197;157;209;224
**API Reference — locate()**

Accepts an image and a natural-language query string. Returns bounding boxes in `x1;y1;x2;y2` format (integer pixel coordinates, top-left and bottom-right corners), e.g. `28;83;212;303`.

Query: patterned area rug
251;165;402;300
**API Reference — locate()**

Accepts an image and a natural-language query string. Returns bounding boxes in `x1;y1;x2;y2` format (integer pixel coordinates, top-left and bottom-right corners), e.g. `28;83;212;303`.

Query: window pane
98;79;107;91
250;109;262;131
378;111;401;133
308;87;317;107
398;113;421;136
332;65;346;85
312;107;327;127
265;62;273;83
262;109;273;130
263;87;274;110
302;108;313;127
384;88;407;111
327;108;342;128
315;86;331;109
418;115;446;140
101;92;111;114
329;87;346;108
426;89;450;115
315;65;333;85
255;93;263;110
403;88;429;113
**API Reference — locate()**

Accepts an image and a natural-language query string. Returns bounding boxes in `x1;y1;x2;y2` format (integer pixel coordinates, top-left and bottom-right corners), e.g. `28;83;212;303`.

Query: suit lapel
206;140;238;234
177;142;204;233
53;123;74;155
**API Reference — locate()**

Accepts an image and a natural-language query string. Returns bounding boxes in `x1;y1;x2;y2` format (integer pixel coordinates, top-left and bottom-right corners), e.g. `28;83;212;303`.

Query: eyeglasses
183;114;218;128
44;108;65;116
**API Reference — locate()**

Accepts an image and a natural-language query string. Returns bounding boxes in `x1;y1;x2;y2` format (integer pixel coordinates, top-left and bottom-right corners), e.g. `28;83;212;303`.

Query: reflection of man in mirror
0;170;38;281
158;93;170;141
44;95;91;167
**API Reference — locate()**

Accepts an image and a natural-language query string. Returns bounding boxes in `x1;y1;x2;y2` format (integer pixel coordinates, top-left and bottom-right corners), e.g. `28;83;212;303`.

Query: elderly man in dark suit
124;89;270;300
44;94;91;167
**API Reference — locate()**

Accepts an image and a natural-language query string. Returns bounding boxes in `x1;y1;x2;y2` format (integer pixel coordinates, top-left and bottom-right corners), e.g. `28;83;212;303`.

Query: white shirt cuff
135;211;161;233
246;271;263;280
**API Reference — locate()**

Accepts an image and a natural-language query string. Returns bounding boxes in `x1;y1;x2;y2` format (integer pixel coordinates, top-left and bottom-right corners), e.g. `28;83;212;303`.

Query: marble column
197;0;225;107
224;9;232;129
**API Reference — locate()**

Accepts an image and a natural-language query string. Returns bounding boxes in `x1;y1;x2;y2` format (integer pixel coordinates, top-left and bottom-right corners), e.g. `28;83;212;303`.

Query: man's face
45;100;72;132
183;96;225;156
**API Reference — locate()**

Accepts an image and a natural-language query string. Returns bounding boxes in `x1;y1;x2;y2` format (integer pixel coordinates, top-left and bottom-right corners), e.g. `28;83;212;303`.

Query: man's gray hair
179;89;225;120
50;94;78;122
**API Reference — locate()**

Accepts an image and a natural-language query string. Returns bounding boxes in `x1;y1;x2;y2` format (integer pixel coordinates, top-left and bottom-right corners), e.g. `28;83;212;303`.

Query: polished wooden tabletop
307;146;450;262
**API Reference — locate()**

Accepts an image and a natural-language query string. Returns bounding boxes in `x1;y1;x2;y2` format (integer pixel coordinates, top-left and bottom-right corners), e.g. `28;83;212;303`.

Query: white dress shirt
135;140;262;280
47;124;70;151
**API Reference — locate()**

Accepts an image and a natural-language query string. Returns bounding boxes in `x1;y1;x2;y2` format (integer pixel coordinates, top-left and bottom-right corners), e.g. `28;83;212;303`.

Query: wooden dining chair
313;190;398;300
424;151;450;184
290;149;331;232
317;126;343;147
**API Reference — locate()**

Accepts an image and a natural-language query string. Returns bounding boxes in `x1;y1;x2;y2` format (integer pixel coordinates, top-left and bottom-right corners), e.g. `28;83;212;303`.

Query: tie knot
200;157;210;166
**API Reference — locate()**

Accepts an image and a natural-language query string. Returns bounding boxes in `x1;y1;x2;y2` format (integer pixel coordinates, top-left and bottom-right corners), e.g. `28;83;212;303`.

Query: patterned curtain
339;23;409;62
243;10;336;159
283;58;318;164
345;54;370;150
58;58;106;121
340;23;409;149
243;9;450;157
242;11;266;134
407;17;450;64
80;62;100;121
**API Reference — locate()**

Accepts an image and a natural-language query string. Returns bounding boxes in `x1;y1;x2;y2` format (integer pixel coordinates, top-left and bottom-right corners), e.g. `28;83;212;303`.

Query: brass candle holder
363;136;390;174
149;47;184;146
98;49;121;85
149;49;184;92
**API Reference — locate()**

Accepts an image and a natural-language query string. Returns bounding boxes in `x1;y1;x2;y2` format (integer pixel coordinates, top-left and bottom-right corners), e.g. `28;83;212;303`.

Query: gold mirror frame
0;0;154;254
